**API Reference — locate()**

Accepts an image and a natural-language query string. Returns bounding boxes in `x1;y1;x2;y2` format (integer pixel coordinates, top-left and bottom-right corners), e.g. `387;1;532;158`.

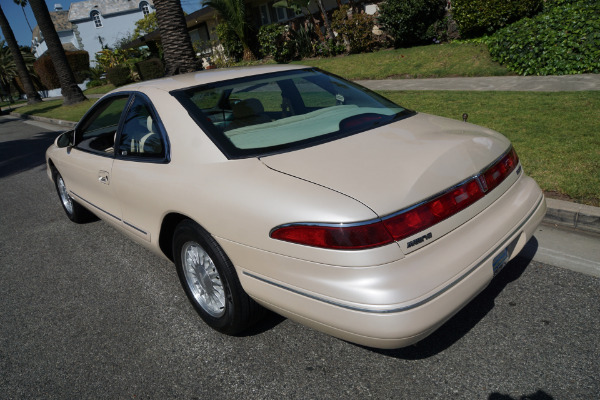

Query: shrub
258;24;297;63
332;6;376;54
135;58;164;81
486;1;600;75
215;22;244;61
106;65;132;86
33;50;90;89
294;22;317;59
452;0;543;38
67;50;90;83
86;79;105;88
378;0;446;47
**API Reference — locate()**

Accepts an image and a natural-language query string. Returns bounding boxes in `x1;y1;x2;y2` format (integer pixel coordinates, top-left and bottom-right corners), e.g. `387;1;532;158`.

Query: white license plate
492;248;510;276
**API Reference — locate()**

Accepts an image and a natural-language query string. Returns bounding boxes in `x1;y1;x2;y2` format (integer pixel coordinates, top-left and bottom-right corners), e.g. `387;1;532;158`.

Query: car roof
108;64;309;94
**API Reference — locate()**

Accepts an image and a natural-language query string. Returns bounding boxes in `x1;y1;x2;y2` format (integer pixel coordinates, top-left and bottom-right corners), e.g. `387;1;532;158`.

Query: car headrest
232;98;265;119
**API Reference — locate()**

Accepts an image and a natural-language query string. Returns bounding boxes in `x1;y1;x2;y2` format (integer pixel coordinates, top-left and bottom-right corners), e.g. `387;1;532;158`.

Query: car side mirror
57;130;75;148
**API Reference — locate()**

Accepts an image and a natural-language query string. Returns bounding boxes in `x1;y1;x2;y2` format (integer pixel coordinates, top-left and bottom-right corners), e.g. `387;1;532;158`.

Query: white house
32;0;154;66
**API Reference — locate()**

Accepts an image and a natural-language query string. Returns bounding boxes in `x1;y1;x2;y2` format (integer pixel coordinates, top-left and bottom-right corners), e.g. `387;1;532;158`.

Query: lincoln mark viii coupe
46;65;546;349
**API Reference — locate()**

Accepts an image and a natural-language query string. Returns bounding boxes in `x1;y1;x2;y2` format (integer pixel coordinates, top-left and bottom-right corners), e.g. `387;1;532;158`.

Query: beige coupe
46;65;546;349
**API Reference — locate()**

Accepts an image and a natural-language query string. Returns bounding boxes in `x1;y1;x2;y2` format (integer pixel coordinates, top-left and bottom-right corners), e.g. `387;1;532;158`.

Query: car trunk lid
260;113;511;217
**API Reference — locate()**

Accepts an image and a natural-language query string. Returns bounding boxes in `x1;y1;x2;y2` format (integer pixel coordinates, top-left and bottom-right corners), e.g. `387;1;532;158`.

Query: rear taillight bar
271;147;520;250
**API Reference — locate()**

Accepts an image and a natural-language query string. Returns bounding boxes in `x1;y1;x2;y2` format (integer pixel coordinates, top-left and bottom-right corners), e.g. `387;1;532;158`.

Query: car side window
76;96;129;155
117;96;165;159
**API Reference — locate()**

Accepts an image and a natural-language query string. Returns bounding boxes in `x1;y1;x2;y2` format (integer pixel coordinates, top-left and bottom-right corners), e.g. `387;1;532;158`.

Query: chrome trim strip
251;194;544;314
71;193;148;236
124;220;147;235
271;147;517;233
71;191;121;222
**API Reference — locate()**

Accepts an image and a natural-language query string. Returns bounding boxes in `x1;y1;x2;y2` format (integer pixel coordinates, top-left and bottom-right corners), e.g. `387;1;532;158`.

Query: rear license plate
492;248;510;276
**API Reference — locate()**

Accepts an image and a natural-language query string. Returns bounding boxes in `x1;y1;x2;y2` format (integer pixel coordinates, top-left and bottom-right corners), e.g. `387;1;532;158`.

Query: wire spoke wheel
173;220;263;335
181;242;225;318
57;175;74;215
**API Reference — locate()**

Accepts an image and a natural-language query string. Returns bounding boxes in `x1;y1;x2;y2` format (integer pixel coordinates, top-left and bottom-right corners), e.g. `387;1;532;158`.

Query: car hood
260;113;511;216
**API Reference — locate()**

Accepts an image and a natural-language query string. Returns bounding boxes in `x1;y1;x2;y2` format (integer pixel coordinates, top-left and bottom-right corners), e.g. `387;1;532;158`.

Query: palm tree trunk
0;5;42;104
28;0;86;105
153;0;199;76
315;0;335;40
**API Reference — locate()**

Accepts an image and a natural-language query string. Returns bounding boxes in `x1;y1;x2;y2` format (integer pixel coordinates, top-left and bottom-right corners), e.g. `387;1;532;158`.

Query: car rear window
172;68;413;158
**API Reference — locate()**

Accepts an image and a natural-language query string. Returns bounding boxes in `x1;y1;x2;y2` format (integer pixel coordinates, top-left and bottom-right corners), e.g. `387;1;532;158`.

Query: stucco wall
74;10;147;65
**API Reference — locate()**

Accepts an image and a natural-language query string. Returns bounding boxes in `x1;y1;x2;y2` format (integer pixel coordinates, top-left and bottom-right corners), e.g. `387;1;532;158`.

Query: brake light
270;221;394;250
271;147;519;250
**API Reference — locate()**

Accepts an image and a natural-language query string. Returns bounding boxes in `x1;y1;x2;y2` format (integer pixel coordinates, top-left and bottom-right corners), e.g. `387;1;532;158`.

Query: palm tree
28;0;86;105
203;0;256;61
153;0;199;75
0;42;16;103
0;4;42;104
13;0;33;33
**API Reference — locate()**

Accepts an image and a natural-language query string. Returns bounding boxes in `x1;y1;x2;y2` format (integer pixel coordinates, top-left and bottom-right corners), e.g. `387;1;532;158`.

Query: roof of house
69;0;154;21
32;10;72;43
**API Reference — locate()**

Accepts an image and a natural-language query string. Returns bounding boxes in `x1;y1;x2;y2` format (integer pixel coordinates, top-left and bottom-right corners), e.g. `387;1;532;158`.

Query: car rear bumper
219;174;546;349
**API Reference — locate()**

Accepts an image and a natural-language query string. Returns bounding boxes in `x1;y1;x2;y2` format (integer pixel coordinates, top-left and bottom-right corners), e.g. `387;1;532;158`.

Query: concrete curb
544;198;600;235
9;111;77;129
7;113;600;236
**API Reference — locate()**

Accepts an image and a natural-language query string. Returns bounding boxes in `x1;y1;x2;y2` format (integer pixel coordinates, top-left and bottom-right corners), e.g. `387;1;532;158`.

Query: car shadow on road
0;130;59;179
372;237;539;359
488;389;554;400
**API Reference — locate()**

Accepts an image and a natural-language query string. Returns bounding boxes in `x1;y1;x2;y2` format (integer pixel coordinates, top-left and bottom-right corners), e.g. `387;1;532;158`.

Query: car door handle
98;170;110;185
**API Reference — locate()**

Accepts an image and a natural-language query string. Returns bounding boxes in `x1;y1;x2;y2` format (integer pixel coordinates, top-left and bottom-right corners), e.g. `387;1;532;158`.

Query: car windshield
173;68;413;158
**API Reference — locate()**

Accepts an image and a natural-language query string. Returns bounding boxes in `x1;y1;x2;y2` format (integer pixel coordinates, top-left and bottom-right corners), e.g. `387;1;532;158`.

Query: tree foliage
133;12;158;38
204;0;256;60
0;4;41;104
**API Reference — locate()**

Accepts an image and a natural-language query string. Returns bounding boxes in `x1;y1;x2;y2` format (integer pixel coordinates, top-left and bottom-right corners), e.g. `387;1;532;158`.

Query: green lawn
293;43;512;80
84;84;115;95
15;99;97;122
11;90;599;206
383;91;600;206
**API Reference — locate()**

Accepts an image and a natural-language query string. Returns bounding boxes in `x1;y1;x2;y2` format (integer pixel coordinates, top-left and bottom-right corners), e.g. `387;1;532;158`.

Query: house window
259;4;270;25
275;6;288;22
140;1;150;16
91;10;102;28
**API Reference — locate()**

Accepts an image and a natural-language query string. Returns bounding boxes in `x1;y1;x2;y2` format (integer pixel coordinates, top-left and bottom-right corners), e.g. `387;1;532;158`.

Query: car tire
53;171;95;223
173;219;263;335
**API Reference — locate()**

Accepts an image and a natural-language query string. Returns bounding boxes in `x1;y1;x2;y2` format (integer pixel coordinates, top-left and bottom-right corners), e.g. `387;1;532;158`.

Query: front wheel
173;220;263;335
53;171;94;223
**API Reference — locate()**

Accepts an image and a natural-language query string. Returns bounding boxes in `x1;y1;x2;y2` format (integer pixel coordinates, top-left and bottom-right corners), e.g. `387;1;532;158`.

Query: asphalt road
1;116;599;399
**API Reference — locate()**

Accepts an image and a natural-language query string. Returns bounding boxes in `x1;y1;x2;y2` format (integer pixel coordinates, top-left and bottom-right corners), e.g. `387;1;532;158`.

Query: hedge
487;0;600;75
32;50;90;89
452;0;543;38
106;65;132;87
136;58;164;81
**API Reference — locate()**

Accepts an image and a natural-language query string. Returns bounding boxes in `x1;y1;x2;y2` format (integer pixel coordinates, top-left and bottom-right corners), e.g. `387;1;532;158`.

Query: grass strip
294;43;512;80
381;90;600;206
15;99;97;122
84;84;115;95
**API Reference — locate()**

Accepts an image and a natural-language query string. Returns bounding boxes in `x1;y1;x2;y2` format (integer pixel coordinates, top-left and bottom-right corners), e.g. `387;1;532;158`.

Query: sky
0;0;201;48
